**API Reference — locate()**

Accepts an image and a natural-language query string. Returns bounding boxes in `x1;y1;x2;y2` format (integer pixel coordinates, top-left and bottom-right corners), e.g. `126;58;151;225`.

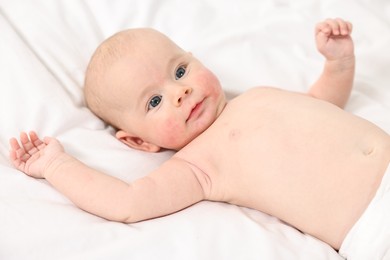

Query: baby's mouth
186;100;204;122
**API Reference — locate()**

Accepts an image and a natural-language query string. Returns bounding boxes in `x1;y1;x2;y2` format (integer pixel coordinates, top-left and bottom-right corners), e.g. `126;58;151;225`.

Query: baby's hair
83;30;135;129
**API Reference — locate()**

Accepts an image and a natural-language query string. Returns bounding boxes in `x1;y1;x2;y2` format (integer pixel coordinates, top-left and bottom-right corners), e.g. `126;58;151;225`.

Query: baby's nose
174;86;192;106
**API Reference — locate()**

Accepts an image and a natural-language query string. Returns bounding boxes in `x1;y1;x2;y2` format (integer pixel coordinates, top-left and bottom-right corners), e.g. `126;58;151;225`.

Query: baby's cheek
196;68;222;95
159;118;186;148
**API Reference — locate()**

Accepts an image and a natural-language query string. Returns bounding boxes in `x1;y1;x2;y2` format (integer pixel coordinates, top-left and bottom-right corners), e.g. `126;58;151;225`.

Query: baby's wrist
43;153;77;180
325;55;355;73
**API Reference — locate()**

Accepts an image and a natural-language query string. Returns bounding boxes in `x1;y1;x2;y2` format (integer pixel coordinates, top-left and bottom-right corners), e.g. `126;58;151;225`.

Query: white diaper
339;164;390;260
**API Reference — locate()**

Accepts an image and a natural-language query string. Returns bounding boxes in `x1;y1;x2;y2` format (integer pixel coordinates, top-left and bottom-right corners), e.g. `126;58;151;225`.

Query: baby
9;18;390;258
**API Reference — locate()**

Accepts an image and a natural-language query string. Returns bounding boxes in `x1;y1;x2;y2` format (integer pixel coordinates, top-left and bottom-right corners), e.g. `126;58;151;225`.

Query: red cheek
195;68;222;95
164;117;180;131
158;118;184;146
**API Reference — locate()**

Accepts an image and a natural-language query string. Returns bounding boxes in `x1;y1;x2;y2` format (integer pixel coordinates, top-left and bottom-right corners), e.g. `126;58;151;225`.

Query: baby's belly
224;130;388;249
195;88;390;249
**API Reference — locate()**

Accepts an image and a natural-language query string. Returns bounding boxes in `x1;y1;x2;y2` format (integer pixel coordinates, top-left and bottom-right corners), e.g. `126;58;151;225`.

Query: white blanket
1;0;389;259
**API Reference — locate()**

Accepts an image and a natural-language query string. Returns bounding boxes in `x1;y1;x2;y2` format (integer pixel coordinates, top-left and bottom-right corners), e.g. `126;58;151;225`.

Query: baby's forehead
96;28;184;88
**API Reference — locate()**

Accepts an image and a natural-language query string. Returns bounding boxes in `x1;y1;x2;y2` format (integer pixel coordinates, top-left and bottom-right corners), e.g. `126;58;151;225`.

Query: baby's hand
9;131;65;179
315;18;354;61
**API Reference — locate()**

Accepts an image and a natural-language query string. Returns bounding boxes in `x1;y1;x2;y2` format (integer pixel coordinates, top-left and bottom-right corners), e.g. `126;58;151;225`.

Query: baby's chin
166;137;194;151
162;111;219;151
176;128;211;150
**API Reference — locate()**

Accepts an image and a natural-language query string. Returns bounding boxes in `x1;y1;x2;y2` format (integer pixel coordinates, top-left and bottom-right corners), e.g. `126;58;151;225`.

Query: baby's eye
175;66;186;80
148;95;162;110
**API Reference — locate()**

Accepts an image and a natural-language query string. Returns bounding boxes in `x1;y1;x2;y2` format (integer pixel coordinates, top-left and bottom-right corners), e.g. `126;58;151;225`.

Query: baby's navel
363;146;375;156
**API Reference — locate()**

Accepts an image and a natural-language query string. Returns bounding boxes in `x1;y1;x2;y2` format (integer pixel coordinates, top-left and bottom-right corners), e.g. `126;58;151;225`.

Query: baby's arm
9;132;204;222
308;18;355;108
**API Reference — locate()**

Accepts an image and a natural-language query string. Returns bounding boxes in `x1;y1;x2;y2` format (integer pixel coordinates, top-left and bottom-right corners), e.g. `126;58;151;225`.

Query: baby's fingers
326;19;341;35
316;18;352;36
346;21;353;34
9;138;30;165
9;137;21;151
10;138;25;157
316;22;331;35
29;131;45;150
334;18;352;35
19;131;46;156
20;132;36;155
9;149;26;170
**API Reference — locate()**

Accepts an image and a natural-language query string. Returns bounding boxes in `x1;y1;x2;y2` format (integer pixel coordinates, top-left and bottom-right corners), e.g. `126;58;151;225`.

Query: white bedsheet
1;0;389;259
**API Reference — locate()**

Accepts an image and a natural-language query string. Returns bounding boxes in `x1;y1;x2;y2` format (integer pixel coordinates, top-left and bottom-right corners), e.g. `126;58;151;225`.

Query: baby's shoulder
230;86;289;105
237;86;313;105
238;86;285;98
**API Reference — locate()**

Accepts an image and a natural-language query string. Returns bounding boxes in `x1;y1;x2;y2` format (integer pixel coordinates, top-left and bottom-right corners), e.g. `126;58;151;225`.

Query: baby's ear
115;130;160;153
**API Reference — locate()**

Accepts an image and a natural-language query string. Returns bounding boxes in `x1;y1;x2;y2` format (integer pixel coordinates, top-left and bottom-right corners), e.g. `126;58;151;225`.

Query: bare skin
9;18;390;250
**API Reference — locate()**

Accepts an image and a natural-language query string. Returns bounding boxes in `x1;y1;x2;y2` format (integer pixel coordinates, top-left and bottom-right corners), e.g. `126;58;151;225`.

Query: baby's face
105;30;226;151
